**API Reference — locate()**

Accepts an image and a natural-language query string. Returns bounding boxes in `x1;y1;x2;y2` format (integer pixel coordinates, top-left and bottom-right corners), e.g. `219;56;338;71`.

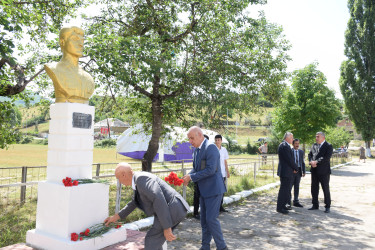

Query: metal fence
0;152;351;221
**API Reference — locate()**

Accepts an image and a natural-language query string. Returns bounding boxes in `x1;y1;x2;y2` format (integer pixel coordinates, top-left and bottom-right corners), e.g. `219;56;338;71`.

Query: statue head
59;26;84;58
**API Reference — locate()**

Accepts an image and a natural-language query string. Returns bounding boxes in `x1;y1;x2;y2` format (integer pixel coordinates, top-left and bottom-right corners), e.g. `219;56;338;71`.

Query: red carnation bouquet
70;222;122;241
62;177;109;187
164;172;184;186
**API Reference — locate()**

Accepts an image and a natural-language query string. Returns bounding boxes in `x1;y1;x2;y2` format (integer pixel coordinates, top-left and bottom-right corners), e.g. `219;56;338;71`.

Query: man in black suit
277;132;299;214
289;138;306;207
308;132;333;213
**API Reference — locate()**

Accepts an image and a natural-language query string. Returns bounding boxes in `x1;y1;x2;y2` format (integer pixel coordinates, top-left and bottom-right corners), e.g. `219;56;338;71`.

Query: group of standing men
276;131;333;214
105;128;333;249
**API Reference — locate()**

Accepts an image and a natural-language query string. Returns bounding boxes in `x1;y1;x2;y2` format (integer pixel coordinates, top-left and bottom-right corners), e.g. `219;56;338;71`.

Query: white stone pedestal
26;103;127;250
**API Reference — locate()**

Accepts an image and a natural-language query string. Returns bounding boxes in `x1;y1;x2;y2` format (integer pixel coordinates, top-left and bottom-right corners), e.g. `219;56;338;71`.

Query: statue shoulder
44;62;58;74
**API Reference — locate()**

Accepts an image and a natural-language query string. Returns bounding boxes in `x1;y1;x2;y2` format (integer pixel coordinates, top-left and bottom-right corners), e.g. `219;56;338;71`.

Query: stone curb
122;160;355;231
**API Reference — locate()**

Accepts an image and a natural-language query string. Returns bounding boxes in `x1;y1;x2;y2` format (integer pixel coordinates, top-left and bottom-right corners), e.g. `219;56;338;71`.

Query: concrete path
167;160;375;249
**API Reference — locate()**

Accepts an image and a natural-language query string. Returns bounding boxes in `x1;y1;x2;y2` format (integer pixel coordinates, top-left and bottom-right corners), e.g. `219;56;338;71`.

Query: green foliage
246;141;258;154
340;0;375;142
0;0;87;148
94;138;117;148
325;126;352;148
83;0;290;168
24;115;46;128
226;136;243;154
35;139;49;145
273;63;341;147
0;102;22;148
19;135;33;144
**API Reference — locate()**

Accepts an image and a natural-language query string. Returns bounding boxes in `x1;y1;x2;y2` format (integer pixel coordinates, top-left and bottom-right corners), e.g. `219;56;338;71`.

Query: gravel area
166;160;375;249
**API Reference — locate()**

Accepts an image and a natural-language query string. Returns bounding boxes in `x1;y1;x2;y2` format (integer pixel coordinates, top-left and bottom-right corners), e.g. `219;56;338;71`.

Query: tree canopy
273;63;341;150
340;0;375;152
84;0;291;170
0;0;87;148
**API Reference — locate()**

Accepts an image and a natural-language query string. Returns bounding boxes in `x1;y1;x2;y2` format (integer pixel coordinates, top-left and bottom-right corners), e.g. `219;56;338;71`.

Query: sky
249;0;350;98
64;0;350;98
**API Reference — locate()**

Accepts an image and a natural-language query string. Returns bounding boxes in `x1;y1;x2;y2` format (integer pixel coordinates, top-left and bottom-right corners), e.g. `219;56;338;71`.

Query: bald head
188;126;204;148
115;162;133;186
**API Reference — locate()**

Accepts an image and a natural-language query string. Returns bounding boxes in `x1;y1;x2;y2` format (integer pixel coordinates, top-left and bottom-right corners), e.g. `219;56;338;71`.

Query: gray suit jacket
118;172;190;229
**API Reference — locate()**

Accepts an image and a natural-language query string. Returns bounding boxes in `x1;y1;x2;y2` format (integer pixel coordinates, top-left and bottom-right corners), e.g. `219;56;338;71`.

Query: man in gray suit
104;163;190;250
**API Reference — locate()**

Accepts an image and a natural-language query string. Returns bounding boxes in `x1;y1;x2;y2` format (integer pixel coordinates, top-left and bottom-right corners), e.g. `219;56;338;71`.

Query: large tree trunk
366;141;372;158
142;96;163;172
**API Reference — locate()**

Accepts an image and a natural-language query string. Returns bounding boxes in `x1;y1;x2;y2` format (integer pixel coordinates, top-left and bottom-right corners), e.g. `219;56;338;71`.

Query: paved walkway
166;160;375;249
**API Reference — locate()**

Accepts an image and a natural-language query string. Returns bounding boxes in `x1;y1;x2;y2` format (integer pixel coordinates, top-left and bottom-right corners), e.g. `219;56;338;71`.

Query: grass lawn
0;144;135;168
0;170;278;248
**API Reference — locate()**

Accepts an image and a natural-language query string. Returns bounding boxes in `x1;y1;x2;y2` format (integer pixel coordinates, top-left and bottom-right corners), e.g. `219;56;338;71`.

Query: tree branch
164;2;199;43
0;58;45;96
127;70;152;98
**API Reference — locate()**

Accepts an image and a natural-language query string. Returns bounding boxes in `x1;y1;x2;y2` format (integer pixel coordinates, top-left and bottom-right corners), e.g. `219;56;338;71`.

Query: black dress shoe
284;205;292;210
293;202;304;208
308;206;319;210
277;208;289;214
324;207;330;213
220;207;229;212
193;214;200;220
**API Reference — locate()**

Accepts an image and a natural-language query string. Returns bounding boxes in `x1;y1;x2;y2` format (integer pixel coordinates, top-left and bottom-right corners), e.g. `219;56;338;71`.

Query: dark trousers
277;177;291;210
200;194;227;250
220;177;226;210
194;182;200;215
145;200;187;250
311;173;331;208
289;173;302;204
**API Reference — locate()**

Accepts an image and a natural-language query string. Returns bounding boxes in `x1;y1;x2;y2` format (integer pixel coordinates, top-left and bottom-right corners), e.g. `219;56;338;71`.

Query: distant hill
0;94;51;107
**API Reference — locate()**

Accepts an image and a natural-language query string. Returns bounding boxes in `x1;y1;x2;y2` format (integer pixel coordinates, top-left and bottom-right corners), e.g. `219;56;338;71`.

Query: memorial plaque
72;112;92;129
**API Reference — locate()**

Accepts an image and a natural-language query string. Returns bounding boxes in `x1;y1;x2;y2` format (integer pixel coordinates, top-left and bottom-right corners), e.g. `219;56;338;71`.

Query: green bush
20;135;33;144
94;138;117;148
246;141;258;154
24;115;46;128
35;139;48;145
226;136;244;154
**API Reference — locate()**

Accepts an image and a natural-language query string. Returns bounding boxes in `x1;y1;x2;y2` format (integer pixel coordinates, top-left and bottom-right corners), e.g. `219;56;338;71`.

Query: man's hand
311;161;318;168
104;214;120;226
293;170;298;174
164;228;176;241
182;174;191;186
302;173;306;177
227;172;230;178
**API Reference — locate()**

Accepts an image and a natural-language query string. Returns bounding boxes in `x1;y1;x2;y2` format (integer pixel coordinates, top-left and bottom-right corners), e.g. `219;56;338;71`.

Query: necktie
296;150;299;167
134;187;143;210
194;148;200;170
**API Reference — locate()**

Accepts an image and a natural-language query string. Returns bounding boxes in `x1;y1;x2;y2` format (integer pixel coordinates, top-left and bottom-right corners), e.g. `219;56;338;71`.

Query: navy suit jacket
189;139;226;198
277;141;298;178
308;141;333;175
293;148;306;175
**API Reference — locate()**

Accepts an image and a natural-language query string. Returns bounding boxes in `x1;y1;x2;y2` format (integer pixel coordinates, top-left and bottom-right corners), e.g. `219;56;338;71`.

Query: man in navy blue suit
277;132;298;214
183;126;227;250
289;138;306;207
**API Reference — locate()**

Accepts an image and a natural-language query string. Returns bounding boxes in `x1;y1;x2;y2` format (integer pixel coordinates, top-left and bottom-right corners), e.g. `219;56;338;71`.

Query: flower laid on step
62;177;109;187
70;222;122;241
164;172;184;186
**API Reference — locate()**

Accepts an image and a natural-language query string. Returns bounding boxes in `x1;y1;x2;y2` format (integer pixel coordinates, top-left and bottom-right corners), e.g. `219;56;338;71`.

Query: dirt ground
166;160;375;250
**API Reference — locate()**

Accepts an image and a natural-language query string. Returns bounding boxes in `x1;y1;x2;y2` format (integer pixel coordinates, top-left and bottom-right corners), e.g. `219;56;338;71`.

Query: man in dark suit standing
308;132;333;213
104;163;190;250
290;138;306;207
183;126;228;250
277;132;299;214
